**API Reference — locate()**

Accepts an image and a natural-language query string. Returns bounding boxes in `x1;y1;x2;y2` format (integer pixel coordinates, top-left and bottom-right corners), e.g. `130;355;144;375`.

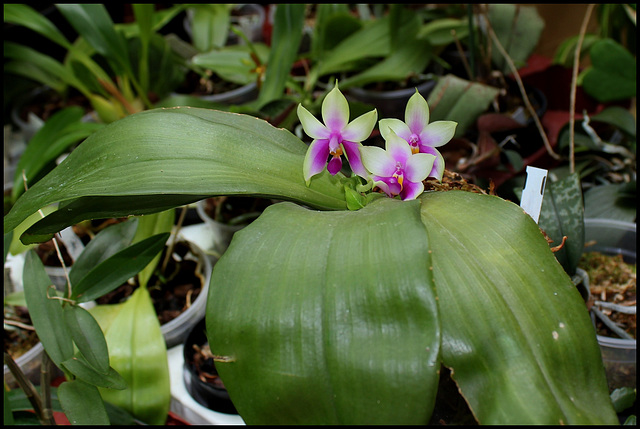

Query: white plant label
520;166;548;224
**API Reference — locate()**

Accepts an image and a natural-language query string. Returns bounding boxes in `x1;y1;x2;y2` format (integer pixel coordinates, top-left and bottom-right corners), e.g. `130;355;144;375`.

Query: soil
203;196;274;226
582;251;636;339
4;305;39;360
95;241;204;326
175;70;245;97
190;342;226;390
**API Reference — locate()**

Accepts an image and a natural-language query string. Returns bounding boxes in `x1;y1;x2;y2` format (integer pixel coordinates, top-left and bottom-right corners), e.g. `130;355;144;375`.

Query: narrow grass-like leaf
208;198;440;424
60;356;126;390
132;210;174;288
71;232;170;302
58;379;110;425
22;250;74;366
420;190;617;424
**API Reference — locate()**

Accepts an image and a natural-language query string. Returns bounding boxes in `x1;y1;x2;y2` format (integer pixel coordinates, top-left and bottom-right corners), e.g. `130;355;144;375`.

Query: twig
4;353;55;425
451;29;473;81
569;4;596;174
483;11;561;160
161;206;188;274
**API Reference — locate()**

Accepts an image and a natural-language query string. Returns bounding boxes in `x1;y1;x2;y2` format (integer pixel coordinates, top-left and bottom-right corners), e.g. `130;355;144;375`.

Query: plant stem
4;353;55;425
483;11;560;160
39;351;54;425
466;4;476;80
569;4;596;174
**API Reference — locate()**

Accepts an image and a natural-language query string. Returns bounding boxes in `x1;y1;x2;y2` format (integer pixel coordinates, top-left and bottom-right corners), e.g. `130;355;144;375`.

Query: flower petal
322;85;349;132
327;156;342;175
385;131;412;164
361;146;396;177
405;153;436;183
405;89;430;134
379;118;411;141
372;178;393;197
297;104;330;139
418;121;457;148
303;139;330;185
342;109;377;142
417;146;444;180
400;179;424;201
342;141;369;179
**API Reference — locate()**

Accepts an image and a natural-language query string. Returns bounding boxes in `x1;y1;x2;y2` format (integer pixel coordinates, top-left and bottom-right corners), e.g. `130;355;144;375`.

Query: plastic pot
182;318;238;415
584;218;636;391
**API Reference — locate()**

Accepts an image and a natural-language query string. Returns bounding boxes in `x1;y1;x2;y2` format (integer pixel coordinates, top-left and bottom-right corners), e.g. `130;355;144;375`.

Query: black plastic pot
346;79;437;120
183;318;238;415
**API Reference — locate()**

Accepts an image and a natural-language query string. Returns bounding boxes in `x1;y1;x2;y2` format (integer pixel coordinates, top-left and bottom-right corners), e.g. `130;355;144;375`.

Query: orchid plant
4;80;620;424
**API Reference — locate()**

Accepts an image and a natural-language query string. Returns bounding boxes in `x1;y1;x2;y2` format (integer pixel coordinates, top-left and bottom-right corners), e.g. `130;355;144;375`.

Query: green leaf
56;4;132;78
58;379;110;425
12;107;105;201
590;106;637;138
538;173;585;275
427;74;500;137
3;4;73;49
60;356;127;390
63;305;110;374
552;34;600;68
417;18;470;46
4;108;347;241
208;198;440;424
68;218;139;286
99;286;170;425
581;38;636;102
488;4;544;73
71;232;171;302
584;183;637;222
188;4;232;52
610;387;636;413
256;4;306;108
22;250;74;366
131;210;174;288
420;191;617;424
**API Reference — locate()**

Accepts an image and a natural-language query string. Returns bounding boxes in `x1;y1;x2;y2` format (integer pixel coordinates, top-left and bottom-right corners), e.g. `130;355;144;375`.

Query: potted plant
5;75;621;424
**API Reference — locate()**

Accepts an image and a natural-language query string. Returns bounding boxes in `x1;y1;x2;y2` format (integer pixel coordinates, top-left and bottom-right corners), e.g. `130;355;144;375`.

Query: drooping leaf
208;198;440;424
58;379;110;425
538;173;585;275
420;190;617;424
131;210;174;288
99;286;170;425
584;183;637;222
22;250;74;366
4;108;347;241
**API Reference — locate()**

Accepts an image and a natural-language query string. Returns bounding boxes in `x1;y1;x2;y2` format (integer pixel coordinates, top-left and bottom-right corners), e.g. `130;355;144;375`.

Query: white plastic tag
58;226;85;262
520;166;548;224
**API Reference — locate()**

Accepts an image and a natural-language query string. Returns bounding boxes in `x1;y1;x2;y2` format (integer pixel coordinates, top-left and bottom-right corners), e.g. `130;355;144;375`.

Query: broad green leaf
256;4;306;108
208;198;440;424
58;379;110;425
3;379;14;425
192;43;270;85
590;106;637;138
488;4;544;73
427;74;500;137
552;34;600;68
71;232;171;302
60;356;127;390
581;38;636;102
63;305;110;374
68;218;139;286
8;205;57;256
538;173;585;275
188;4;232;52
420;191;617;424
311;5;361;59
3;60;66;94
99;286;170;425
584;183;637;222
22;250;74;366
132;210;174;288
4;108;347;241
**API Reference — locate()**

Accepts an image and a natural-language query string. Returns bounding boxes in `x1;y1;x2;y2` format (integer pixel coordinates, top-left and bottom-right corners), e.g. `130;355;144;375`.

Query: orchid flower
360;130;436;201
297;83;377;185
379;89;456;181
